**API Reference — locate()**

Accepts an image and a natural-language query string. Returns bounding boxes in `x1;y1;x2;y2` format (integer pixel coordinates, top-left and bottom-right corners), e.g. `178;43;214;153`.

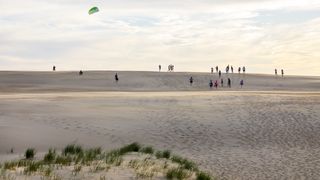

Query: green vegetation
1;143;215;180
25;148;35;159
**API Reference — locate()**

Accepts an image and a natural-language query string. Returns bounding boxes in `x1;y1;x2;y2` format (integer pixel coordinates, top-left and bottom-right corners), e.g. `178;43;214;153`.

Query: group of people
158;64;175;72
211;65;246;74
275;69;285;77
189;76;244;89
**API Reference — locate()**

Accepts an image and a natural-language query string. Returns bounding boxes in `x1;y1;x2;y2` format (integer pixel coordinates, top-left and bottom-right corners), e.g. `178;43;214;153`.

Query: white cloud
0;0;320;75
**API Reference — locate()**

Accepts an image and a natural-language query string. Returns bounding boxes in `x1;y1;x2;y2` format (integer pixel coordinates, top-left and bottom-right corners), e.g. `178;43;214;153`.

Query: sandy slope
0;71;319;92
0;71;320;179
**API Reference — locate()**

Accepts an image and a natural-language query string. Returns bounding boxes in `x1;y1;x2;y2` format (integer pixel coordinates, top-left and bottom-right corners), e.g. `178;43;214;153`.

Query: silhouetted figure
238;67;241;73
242;66;246;73
281;69;284;77
211;67;214;74
240;79;244;88
209;80;213;88
221;79;224;87
159;65;161;72
228;78;231;88
219;70;222;78
189;76;193;85
226;65;229;74
115;73;119;82
275;69;278;76
231;66;234;73
79;70;83;76
53;66;56;71
216;66;219;73
214;80;218;88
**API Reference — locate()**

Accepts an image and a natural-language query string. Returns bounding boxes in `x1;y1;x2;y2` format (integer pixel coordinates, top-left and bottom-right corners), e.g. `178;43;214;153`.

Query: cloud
0;0;320;75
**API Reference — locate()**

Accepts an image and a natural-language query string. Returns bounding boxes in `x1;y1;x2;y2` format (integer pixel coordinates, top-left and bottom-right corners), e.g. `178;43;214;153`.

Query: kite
88;7;99;15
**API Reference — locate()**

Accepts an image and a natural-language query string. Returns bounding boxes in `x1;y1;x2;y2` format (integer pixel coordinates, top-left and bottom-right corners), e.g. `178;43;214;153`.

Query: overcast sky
1;0;320;75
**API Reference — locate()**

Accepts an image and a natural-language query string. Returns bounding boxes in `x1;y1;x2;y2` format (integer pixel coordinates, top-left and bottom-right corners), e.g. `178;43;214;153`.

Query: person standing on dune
115;73;119;82
189;76;193;85
211;67;214;74
238;67;241;74
221;78;224;87
53;66;56;71
281;69;284;77
243;66;246;73
231;66;234;73
216;66;219;73
209;80;213;88
159;65;161;72
219;70;222;78
228;78;231;88
275;69;278;76
240;79;244;88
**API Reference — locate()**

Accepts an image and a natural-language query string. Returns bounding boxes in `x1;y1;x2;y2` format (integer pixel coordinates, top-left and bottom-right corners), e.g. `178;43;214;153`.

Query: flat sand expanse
1;71;320;179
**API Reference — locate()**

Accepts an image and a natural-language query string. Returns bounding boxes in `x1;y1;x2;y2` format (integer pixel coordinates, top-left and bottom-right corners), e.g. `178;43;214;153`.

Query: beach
1;71;320;179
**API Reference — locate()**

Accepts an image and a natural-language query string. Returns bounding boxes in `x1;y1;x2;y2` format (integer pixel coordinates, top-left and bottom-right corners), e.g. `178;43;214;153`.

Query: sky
0;0;320;75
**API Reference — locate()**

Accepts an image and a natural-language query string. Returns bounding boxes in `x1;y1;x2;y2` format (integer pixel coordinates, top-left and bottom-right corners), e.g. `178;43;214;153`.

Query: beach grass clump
43;149;56;163
24;161;42;175
166;167;190;180
3;161;17;170
25;148;35;159
156;150;171;159
63;144;83;156
119;142;141;155
105;150;122;166
140;146;154;154
196;171;213;180
171;155;198;171
55;155;72;166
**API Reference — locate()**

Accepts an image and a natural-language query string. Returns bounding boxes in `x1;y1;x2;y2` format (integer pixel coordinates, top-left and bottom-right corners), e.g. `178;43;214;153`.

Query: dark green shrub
25;148;35;159
140;146;154;154
166;167;189;180
119;142;141;155
43;149;56;163
171;155;198;171
197;171;213;180
63;144;83;155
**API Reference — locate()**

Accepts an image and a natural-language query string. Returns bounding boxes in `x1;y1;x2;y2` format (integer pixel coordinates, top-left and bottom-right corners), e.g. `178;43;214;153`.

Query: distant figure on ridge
168;64;174;72
275;69;278;76
231;66;234;73
189;76;193;85
240;79;244;88
159;65;161;72
79;70;83;76
281;69;284;77
211;67;214;74
219;70;222;78
53;66;56;71
228;78;231;88
242;66;246;73
209;80;213;88
115;73;119;82
221;78;224;87
238;67;241;74
216;66;219;73
214;80;218;88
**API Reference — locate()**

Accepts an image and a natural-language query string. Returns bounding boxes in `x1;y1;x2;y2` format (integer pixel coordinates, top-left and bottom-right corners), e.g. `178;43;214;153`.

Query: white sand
0;71;320;179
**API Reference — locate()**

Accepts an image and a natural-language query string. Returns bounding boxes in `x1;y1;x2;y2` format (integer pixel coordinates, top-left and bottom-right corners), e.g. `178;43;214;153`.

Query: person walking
275;69;277;76
189;76;193;85
219;70;222;78
242;66;246;73
79;70;83;76
53;66;56;71
159;65;161;72
281;69;284;77
238;67;241;74
240;79;244;88
211;67;214;74
115;73;119;82
228;78;231;88
221;78;224;87
216;66;219;73
209;80;213;88
214;80;218;88
231;66;234;73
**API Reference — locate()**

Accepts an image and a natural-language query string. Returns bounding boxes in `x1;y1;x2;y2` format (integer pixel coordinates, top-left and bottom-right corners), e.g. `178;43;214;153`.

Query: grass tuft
25;148;35;159
156;150;171;159
166;167;190;180
43;149;56;163
140;146;154;154
171;155;198;171
63;144;83;156
197;171;213;180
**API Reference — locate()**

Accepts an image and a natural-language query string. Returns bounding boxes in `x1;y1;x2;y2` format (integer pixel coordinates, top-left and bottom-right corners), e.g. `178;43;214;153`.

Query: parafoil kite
88;7;99;15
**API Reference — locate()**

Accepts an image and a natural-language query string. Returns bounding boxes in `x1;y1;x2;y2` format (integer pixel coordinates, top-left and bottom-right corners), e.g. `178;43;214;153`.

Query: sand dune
0;71;320;179
0;71;319;92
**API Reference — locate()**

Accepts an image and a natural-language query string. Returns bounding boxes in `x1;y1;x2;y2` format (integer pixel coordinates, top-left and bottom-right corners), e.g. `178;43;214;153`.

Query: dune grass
0;142;215;180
